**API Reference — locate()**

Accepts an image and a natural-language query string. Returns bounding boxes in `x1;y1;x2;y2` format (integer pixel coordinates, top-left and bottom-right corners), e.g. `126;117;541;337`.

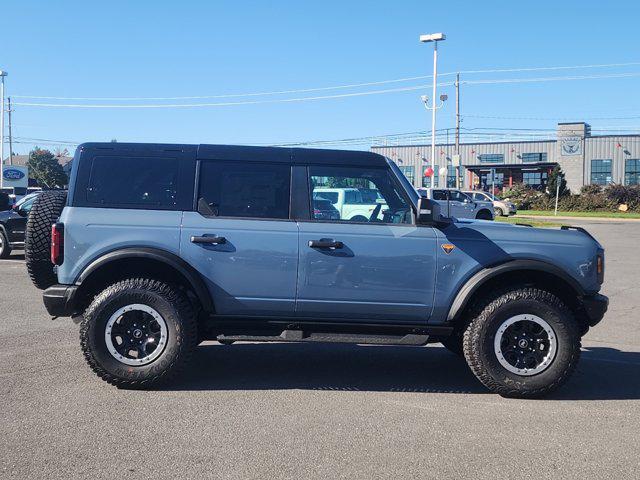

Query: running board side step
217;330;429;346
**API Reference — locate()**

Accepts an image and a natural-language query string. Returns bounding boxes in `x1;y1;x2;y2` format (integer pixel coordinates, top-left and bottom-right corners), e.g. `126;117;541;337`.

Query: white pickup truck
314;187;386;222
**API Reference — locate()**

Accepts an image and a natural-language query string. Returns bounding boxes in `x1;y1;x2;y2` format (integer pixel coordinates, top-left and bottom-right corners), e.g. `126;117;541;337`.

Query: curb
514;214;640;223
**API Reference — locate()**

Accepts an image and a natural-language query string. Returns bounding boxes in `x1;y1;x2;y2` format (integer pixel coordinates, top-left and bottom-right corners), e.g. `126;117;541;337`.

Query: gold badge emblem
442;243;456;255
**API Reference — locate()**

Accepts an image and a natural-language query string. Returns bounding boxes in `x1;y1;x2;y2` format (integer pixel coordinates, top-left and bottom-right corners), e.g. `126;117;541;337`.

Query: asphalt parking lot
1;219;639;479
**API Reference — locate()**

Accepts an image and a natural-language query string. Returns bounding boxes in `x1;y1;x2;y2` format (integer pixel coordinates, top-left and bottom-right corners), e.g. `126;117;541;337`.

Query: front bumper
43;284;78;317
581;293;609;327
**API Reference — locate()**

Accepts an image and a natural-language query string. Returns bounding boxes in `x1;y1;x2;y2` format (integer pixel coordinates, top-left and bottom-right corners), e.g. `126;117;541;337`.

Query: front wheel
463;287;580;398
494;207;504;217
80;278;198;389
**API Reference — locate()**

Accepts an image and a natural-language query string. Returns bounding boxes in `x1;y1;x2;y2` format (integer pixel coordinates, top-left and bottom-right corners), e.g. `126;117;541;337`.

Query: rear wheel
0;231;11;259
463;287;580;398
25;191;67;289
80;278;198;389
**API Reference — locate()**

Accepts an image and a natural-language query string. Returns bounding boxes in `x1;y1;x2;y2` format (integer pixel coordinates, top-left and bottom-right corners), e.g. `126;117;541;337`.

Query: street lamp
419;33;446;186
0;70;7;190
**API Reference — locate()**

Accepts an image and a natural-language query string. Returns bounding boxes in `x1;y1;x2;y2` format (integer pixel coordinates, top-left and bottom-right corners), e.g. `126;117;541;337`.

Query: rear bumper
581;293;609;327
43;284;78;317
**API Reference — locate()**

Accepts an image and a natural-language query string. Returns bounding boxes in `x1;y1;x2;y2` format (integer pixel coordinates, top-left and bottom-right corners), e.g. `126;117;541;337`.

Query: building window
625;159;640;185
521;152;548;163
398;165;415;184
447;165;456;188
422;173;438;188
590;159;612;185
478;154;504;164
479;171;504;190
523;171;548;189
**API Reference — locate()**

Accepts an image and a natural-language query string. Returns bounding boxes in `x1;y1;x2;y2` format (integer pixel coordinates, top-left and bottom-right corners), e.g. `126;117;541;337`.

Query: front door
181;158;298;316
296;164;437;323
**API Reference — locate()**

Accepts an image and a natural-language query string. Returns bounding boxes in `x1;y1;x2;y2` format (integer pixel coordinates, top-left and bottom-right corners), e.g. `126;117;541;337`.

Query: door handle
191;235;227;245
308;239;344;249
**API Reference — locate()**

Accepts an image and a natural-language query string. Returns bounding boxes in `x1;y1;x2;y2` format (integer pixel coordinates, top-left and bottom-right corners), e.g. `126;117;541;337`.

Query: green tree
27;147;68;188
547;165;568;197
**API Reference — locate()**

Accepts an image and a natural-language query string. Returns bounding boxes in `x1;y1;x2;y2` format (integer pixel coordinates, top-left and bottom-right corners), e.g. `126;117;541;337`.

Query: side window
432;190;448;201
308;165;412;224
344;190;361;205
198;161;291;219
449;191;468;202
87;156;179;208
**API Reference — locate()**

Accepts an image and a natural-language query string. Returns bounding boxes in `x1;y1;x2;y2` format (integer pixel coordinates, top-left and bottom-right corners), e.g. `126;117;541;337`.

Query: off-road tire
25;191;67;289
350;215;368;222
0;231;11;259
80;278;198;389
494;207;504;217
463;287;581;398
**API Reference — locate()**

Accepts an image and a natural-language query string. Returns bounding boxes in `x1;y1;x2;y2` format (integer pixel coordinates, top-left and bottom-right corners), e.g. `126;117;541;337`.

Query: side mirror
16;206;28;217
416;197;449;225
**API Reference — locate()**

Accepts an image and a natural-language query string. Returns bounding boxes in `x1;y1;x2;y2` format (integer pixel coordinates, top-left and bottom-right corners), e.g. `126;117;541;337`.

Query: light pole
0;70;6;190
419;33;446;186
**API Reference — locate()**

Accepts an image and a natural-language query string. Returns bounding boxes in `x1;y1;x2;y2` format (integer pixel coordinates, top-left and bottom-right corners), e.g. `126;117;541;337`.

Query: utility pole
455;73;460;187
0;71;6;190
7;97;13;166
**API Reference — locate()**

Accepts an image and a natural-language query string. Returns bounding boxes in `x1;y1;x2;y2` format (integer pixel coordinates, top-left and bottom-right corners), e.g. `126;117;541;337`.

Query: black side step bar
217;329;429;346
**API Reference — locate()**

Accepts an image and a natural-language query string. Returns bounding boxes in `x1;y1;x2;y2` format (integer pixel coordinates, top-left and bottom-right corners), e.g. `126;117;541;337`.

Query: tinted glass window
309;166;411;224
625;159;640;185
198;161;290;219
344;190;362;204
87;156;178;208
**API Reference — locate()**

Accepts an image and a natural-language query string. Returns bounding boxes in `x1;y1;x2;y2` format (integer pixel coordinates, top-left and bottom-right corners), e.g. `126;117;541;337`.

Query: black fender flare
76;247;214;312
446;259;585;322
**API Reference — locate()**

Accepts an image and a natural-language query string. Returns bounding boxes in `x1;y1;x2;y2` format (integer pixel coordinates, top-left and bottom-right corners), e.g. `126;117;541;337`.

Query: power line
10;72;640;109
11;62;640;101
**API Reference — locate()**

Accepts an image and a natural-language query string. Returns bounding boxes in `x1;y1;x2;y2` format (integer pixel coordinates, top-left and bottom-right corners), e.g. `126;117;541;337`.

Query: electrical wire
11;61;640;101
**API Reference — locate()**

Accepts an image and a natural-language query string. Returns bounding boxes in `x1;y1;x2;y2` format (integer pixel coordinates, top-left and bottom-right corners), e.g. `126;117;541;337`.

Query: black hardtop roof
77;142;387;166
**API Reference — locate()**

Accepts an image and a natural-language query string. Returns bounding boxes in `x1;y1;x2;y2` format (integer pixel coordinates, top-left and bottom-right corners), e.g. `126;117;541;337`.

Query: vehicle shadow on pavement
550;346;640;401
169;344;640;399
171;343;487;394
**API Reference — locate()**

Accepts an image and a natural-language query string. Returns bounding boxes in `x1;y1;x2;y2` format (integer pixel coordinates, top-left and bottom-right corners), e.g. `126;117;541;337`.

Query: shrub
580;184;602;195
604;184;640;208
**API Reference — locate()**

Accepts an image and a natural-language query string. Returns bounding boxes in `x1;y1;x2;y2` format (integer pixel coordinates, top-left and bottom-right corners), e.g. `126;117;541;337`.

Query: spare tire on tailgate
25;191;67;290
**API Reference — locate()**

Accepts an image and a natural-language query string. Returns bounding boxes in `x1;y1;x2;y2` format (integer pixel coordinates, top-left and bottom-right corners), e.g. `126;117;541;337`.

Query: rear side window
87;156;179;208
198;161;291;219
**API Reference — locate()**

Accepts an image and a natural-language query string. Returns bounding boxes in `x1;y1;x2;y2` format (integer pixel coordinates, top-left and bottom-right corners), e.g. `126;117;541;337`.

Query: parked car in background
0;192;41;258
312;196;340;220
314;187;386;222
464;190;517;217
417;187;494;220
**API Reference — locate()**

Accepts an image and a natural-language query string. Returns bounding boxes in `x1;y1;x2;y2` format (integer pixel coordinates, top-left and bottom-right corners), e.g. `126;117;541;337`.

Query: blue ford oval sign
3;168;25;180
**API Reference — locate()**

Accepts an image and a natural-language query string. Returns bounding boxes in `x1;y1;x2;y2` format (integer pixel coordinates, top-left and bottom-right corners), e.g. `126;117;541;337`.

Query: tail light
51;223;64;265
596;253;604;284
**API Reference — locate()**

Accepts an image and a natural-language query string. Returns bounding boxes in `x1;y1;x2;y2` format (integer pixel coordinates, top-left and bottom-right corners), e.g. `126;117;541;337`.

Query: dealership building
371;122;640;193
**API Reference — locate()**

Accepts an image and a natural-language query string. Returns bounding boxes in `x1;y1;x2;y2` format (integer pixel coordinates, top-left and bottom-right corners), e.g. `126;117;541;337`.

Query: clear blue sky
3;0;640;154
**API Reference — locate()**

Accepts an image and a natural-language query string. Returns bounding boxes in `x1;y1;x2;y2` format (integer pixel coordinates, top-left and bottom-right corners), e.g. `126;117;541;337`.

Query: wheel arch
75;247;214;313
447;259;586;324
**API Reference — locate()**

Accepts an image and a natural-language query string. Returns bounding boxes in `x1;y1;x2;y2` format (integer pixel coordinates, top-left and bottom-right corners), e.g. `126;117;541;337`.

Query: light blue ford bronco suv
24;143;608;397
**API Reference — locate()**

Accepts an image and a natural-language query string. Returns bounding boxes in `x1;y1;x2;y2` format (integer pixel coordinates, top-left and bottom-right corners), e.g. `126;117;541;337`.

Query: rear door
181;148;299;316
296;163;437;323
